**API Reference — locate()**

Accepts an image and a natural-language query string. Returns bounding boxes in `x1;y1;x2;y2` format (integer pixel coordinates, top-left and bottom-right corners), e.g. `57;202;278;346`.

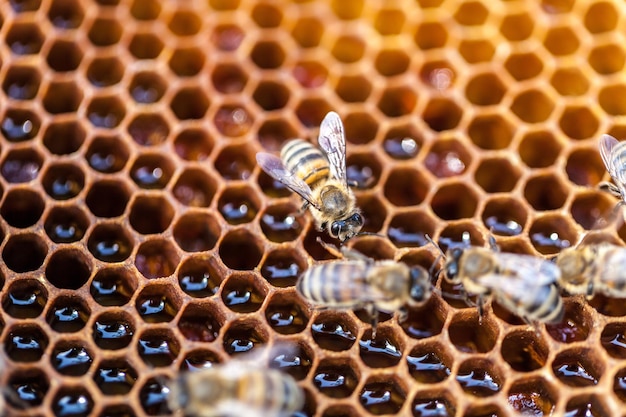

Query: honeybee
599;134;626;204
296;240;432;336
433;236;564;324
555;242;626;298
256;111;363;242
168;361;304;417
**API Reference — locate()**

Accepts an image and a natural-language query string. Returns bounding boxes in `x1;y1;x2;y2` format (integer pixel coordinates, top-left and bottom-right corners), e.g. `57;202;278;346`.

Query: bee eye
446;263;458;279
351;213;363;225
330;222;342;237
410;285;424;301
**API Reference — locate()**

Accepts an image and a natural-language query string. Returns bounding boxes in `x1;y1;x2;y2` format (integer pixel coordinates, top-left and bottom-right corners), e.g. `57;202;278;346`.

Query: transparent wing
318;111;347;187
600;134;619;177
481;253;560;288
256;152;318;209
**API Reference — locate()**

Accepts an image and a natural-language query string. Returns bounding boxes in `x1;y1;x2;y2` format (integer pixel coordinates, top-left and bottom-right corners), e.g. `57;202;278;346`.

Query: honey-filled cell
1;1;626;416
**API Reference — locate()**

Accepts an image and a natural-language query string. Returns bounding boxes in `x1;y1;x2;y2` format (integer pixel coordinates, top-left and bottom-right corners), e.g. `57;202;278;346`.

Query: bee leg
315;237;344;258
397;307;408;324
477;295;485;325
366;303;379;338
340;246;374;263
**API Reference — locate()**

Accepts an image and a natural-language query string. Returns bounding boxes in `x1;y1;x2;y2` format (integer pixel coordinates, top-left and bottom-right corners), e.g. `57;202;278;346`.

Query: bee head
408;266;431;306
331;212;364;242
555;249;592;296
444;248;463;283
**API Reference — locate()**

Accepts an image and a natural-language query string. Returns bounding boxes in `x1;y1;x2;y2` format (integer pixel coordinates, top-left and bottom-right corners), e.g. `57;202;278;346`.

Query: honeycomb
2;0;626;415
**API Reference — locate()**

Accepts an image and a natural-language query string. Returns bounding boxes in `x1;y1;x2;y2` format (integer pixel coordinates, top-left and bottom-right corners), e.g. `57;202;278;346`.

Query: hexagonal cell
2;278;47;319
566;146;606;187
130;0;161;20
85;179;130;218
87;95;126;128
215;143;256;180
135;283;181;324
45;248;92;290
257;119;298;153
221;272;267;313
359;326;403;368
313;357;360;398
42;119;85;156
293;60;328;90
223;317;269;356
211;23;244;51
524;173;568;211
438;221;485;251
46;296;90;333
48;0;85;28
570;191;614;230
501;329;548;372
166;47;205;77
406;341;452;383
87;222;134;262
599;84;626;116
6;22;44;54
412;390;457;416
565;394;610;417
139;376;171;415
334;74;373;103
167;9;201;36
135;239;180;279
500;11;533;40
251;79;291;112
260;202;305;243
4;324;48;362
251;2;282;27
424;138;471;178
173;167;218;207
359;375;406;415
546;299;591;343
465;72;506;105
475;157;521;193
529;214;576;255
3;65;41;100
453;1;488;25
552;348;602;387
178;302;224;343
423;98;462;132
43;80;83;114
170;87;209;120
295;98;333;128
1;188;44;228
173;128;214;162
6;367;49;408
88;17;122;46
130;153;175;189
291;16;323;48
180;348;222;371
250;40;285;69
543;26;579;56
374;49;410;77
431;183;479;220
505;52;543;81
128;194;174;235
1;107;41;142
217;185;259;225
86;56;124;87
137;329;180;367
92;311;135;350
448;311;498;353
457;358;503;398
311;310;358;351
584;1;618;33
128;32;164;59
265;291;310;334
518;130;562;168
374;7;405;35
601;323;626;359
382;125;422;160
93;358;137;395
469;114;515;150
589;43;625;75
219;229;264;270
3;233;47;272
384;167;429;207
387;210;436;248
330;0;363;19
85;134;129;173
352;195;384;235
458;39;495;64
550;67;590;97
481;196;527;236
51;341;92;376
508;377;557;415
331;34;365;64
213;105;254;138
90;266;137;306
128;71;167;103
379;86;418;117
46;39;83;72
1;148;43;185
511;89;555;123
44;204;89;244
208;63;247;95
268;341;312;381
414;21;447;50
260;248;305;288
177;255;223;298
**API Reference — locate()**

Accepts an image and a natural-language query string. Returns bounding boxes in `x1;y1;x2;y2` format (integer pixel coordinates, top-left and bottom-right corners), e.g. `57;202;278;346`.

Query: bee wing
256;152;319;209
599;134;626;190
487;253;561;286
318;111;348;187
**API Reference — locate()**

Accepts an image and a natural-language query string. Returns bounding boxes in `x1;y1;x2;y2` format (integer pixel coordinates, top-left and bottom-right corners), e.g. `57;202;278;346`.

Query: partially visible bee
432;236;564;324
556;242;626;298
256;111;363;242
168;360;304;417
296;240;432;336
599;133;626;204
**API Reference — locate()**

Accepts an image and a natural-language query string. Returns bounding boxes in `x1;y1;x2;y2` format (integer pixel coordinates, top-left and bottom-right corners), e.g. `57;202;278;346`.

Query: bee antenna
425;234;446;258
354;231;386;239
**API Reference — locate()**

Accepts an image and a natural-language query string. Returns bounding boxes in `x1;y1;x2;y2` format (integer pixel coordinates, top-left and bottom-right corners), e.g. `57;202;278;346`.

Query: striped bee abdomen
297;261;369;308
237;370;304;414
281;139;330;189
